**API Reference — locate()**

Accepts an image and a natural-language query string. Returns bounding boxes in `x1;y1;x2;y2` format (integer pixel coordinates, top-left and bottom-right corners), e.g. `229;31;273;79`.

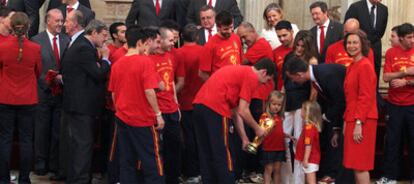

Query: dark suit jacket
125;0;176;28
312;64;346;129
31;31;70;100
61;34;110;116
174;0;190;27
45;0;91;10
344;0;388;44
7;0;40;38
196;28;207;45
186;0;243;28
310;20;343;63
58;3;95;27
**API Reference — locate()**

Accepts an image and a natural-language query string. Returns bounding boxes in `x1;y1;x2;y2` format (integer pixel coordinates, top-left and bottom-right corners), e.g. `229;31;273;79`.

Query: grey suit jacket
125;0;176;28
7;0;40;38
310;20;343;63
186;0;243;28
31;31;70;100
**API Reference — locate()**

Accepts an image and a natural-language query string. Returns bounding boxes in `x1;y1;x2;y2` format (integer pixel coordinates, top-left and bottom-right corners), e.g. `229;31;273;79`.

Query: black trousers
0;104;36;184
116;117;165;184
65;111;95;184
34;95;62;172
372;41;382;80
181;110;200;178
161;111;182;184
104;110;120;184
382;103;414;180
56;110;69;178
193;104;235;184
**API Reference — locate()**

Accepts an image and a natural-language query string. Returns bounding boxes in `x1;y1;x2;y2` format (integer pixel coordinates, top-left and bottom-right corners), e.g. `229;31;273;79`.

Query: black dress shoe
49;175;66;181
34;169;48;176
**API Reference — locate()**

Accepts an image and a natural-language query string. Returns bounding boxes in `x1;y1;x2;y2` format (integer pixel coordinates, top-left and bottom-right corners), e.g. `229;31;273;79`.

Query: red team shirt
0;37;42;105
273;45;292;90
325;40;375;67
261;113;285;151
175;44;204;111
244;38;274;101
193;66;259;118
295;123;321;164
383;46;414;105
199;33;242;74
110;46;128;63
150;52;182;113
107;43;120;60
108;54;160;127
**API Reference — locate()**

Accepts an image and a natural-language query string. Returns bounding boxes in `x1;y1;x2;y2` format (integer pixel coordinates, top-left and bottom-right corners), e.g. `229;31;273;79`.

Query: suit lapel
324;21;334;46
42;32;57;67
361;1;374;30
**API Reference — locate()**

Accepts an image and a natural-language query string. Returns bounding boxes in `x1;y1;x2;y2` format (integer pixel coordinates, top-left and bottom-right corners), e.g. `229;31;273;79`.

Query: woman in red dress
0;12;41;184
343;30;378;184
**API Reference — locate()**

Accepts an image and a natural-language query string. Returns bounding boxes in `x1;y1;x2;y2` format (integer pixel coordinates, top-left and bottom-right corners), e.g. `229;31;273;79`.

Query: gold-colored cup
246;117;276;154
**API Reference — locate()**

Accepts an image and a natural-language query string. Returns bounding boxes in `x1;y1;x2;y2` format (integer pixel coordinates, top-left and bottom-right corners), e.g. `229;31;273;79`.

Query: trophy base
246;144;258;155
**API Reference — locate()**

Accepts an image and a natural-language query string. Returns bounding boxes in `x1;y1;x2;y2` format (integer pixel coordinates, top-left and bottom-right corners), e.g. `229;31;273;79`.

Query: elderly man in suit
61;11;110;183
186;0;243;28
309;1;343;64
344;0;388;78
31;8;70;177
6;0;41;37
125;0;176;28
196;5;216;45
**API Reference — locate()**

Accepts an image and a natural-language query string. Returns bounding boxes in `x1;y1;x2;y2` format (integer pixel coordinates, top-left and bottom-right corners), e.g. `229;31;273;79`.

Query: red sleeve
325;45;334;64
239;72;259;103
355;60;377;122
199;42;214;73
383;49;393;73
304;124;313;145
142;59;160;90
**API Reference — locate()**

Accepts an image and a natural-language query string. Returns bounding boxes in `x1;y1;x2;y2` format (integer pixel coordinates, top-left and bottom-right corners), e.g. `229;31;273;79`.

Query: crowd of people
0;0;414;184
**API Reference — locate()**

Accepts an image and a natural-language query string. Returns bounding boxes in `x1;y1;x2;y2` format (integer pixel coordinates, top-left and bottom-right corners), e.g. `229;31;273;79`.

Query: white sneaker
376;177;397;184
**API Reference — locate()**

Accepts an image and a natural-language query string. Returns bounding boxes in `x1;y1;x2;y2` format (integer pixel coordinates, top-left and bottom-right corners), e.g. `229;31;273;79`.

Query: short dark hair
309;1;328;13
0;6;12;18
142;26;160;40
284;56;308;75
126;25;141;48
181;23;198;42
215;10;233;27
344;30;370;57
275;20;292;31
109;22;125;40
199;5;215;13
160;19;180;32
253;58;276;76
397;23;414;38
391;25;399;32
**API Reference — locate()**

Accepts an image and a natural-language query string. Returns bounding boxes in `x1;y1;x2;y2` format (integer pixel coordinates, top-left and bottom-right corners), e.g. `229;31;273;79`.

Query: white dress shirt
316;19;330;53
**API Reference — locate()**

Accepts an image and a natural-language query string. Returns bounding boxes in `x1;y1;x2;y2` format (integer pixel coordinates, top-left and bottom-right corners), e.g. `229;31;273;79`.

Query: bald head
344;18;360;36
236;22;259;47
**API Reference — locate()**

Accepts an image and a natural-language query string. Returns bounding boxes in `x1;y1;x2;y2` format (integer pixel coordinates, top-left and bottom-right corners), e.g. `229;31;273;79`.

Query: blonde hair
265;90;285;118
10;12;29;62
263;3;284;29
302;101;322;132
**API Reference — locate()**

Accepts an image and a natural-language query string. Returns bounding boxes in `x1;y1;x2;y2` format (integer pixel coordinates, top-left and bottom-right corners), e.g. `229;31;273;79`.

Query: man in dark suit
196;5;216;45
61;10;110;183
345;0;388;78
31;8;70;177
44;0;90;10
186;0;243;28
125;0;176;28
285;58;355;184
6;0;40;37
58;0;94;27
309;1;343;63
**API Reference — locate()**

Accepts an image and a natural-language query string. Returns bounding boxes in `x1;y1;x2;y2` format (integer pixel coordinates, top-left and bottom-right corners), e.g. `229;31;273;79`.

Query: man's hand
331;131;339;147
99;44;110;59
391;79;408;88
155;116;165;130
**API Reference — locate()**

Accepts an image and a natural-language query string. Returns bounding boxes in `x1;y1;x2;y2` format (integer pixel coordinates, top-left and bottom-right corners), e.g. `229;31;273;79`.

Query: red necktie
319;26;325;54
208;0;212;6
67;7;74;13
207;29;212;40
53;36;61;69
155;0;160;16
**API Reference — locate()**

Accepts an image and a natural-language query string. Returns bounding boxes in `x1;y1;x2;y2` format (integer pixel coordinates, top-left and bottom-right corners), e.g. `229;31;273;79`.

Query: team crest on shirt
233;41;238;49
163;72;171;91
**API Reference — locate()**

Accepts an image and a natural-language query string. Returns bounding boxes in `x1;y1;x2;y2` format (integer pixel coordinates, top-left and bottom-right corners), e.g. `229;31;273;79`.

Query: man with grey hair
31;8;70;177
61;18;110;184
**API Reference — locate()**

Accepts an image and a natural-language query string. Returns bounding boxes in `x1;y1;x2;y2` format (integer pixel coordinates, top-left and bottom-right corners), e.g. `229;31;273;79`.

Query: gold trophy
246;115;276;154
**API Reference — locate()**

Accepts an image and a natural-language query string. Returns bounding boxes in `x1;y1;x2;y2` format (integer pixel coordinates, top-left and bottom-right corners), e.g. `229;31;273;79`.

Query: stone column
242;0;277;31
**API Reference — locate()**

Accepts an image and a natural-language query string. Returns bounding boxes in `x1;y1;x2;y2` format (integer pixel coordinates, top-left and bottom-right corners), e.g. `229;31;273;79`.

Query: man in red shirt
325;18;374;67
109;26;165;183
175;24;204;183
273;20;294;90
378;23;414;184
149;26;184;184
107;22;126;59
193;58;276;183
236;21;274;180
199;10;242;81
